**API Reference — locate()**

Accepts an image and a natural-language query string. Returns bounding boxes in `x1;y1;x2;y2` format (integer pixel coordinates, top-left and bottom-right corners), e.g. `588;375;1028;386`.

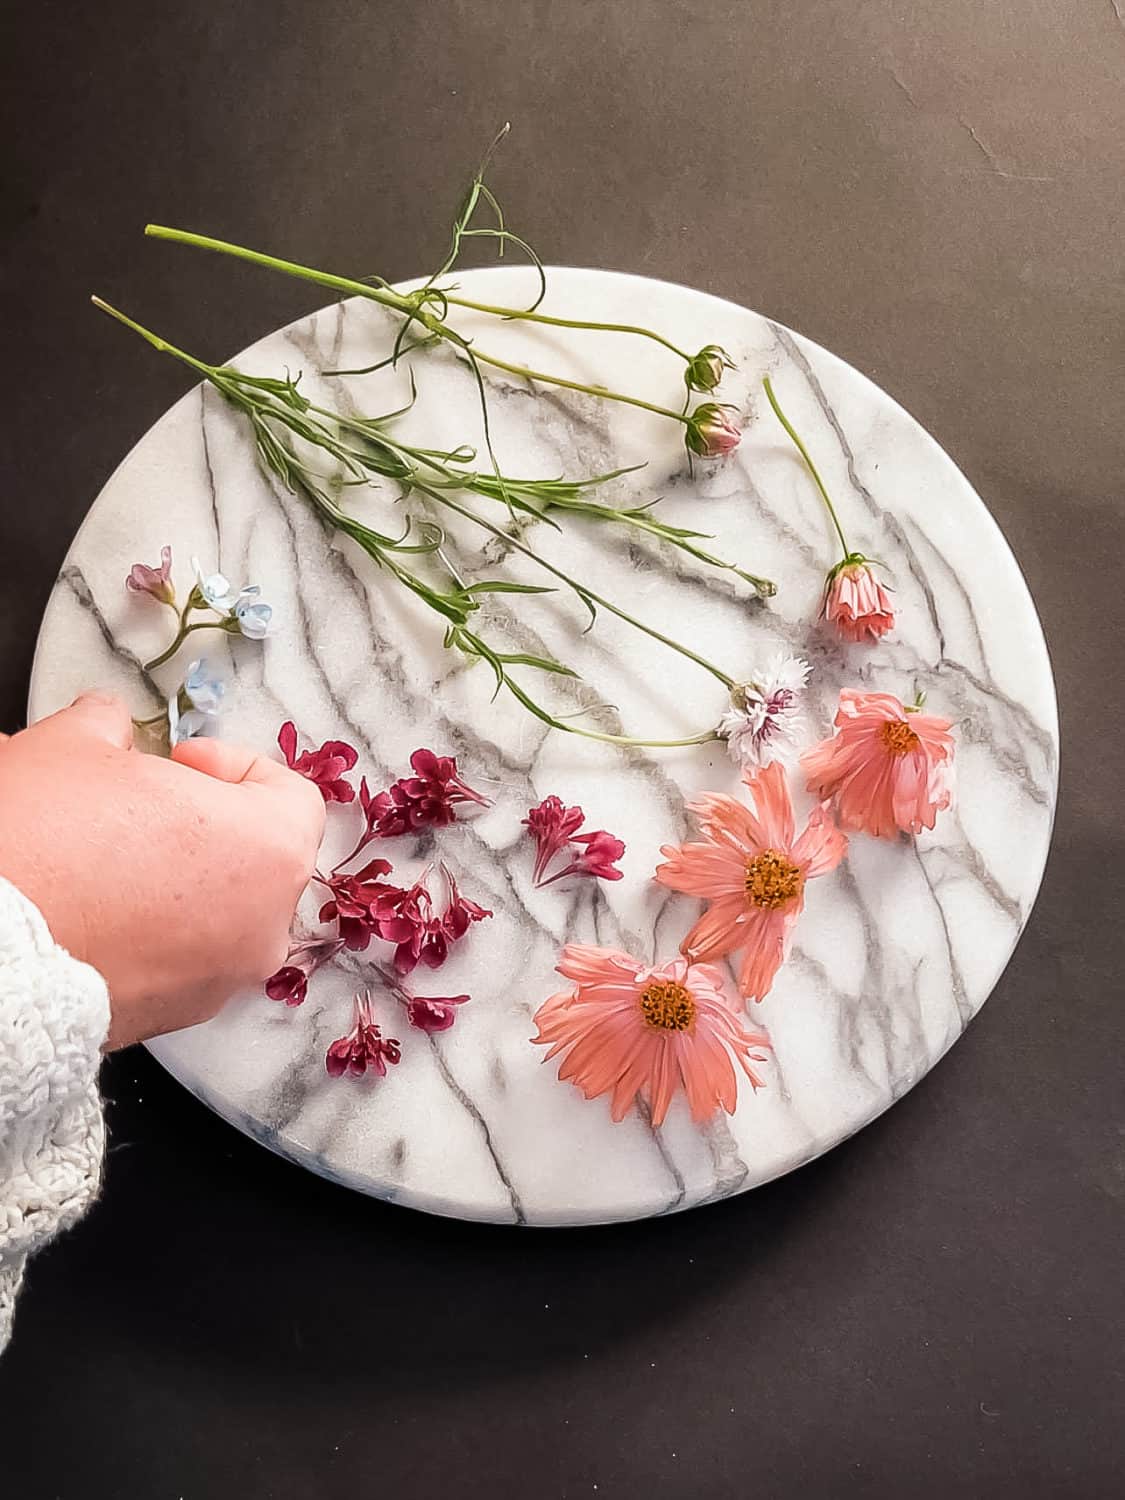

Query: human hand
0;693;325;1048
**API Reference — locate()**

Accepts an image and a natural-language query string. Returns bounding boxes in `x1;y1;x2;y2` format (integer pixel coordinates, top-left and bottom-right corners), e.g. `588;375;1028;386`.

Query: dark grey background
1;2;1120;1495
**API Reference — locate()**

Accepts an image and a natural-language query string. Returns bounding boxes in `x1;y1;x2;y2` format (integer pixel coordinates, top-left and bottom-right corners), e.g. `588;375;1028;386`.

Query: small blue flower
168;658;225;745
191;557;237;613
233;585;273;640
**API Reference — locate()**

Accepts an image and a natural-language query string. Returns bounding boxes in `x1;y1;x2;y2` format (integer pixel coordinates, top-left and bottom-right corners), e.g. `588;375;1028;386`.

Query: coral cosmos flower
532;946;770;1126
685;401;741;459
823;558;895;644
801;689;955;838
126;545;175;605
522;795;625;887
655;761;847;1002
277;721;358;804
716;653;810;770
325;989;401;1079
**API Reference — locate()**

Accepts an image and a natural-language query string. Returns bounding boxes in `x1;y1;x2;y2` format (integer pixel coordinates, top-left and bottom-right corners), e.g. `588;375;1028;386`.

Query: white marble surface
30;266;1057;1224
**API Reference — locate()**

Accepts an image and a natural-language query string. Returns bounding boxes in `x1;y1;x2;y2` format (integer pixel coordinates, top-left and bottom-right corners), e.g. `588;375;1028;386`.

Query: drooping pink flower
264;934;346;1006
317;859;398;951
278;721;358;804
533;946;770;1126
685;402;741;459
325;989;401;1079
405;993;471;1033
360;749;491;838
523;795;625;888
801;689;955;839
655;761;847;1003
126;545;175;605
823;559;895;644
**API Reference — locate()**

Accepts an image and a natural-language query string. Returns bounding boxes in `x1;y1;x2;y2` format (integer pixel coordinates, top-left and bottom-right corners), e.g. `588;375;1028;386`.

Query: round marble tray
30;266;1057;1225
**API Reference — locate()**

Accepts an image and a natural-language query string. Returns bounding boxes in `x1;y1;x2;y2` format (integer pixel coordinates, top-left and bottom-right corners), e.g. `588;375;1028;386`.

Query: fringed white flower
716;653;810;769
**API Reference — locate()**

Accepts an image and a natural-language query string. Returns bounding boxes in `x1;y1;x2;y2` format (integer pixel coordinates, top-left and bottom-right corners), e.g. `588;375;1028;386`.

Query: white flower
232;585;272;640
717;653;810;770
168;659;225;746
191;557;236;613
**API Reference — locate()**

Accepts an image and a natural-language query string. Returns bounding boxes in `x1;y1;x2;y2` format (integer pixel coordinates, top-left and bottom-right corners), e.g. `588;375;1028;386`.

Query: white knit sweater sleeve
0;877;109;1353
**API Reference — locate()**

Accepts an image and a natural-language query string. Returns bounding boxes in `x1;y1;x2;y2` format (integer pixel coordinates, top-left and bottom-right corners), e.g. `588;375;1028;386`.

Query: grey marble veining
30;267;1057;1224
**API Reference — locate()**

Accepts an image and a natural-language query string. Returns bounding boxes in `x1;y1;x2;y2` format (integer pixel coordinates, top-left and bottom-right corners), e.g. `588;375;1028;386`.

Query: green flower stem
438;292;694;363
132;711;168;729
762;374;850;559
414;483;735;689
466;346;690;423
144;617;213;670
142;226;691;425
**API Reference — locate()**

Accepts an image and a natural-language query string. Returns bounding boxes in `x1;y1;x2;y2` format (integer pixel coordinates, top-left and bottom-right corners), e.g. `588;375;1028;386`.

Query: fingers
172;736;325;834
40;691;135;750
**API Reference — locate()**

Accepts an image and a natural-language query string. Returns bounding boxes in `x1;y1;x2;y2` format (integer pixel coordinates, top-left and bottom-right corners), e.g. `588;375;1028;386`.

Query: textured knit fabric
0;877;108;1353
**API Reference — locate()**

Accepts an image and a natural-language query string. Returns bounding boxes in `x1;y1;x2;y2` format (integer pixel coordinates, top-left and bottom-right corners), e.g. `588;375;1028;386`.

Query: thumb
42;691;135;750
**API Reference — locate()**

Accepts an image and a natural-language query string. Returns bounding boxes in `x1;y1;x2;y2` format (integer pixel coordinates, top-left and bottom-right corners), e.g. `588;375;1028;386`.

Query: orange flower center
640;980;696;1031
745;849;803;909
880;719;920;756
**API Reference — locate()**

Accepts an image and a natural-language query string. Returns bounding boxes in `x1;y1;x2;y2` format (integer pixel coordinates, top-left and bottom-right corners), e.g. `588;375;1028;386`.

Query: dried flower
360;748;491;838
801;689;955;838
655;761;847;1002
523;794;625;888
685;344;734;395
405;993;470;1033
126;545;175;605
685;402;741;459
716;654;810;770
325;989;401;1079
264;935;345;1005
533;946;770;1126
823;558;895;644
278;721;358;804
167;659;224;745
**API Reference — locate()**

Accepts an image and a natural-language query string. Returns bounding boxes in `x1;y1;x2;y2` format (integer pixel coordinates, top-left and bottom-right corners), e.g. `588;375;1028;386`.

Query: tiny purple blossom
126;546;175;605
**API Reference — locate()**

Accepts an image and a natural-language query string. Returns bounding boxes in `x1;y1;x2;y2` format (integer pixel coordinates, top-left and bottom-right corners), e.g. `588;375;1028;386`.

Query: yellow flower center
745;849;803;909
881;719;920;756
640;980;696;1031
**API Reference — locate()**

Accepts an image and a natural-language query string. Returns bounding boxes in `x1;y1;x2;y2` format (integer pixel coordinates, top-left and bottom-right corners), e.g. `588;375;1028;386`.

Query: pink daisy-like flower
655;761;847;1003
823;559;895;644
532;946;770;1126
801;689;955;839
278;721;358;805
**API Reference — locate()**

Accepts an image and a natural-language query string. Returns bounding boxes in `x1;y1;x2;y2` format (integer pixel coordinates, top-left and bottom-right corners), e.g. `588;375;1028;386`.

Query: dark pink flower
360;748;491;838
317;859;397;951
523;795;585;885
126;545;175;605
325;989;401;1079
823;559;895;645
440;864;493;941
405;993;470;1033
278;721;359;804
523;795;625;888
372;876;449;976
264;934;346;1005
